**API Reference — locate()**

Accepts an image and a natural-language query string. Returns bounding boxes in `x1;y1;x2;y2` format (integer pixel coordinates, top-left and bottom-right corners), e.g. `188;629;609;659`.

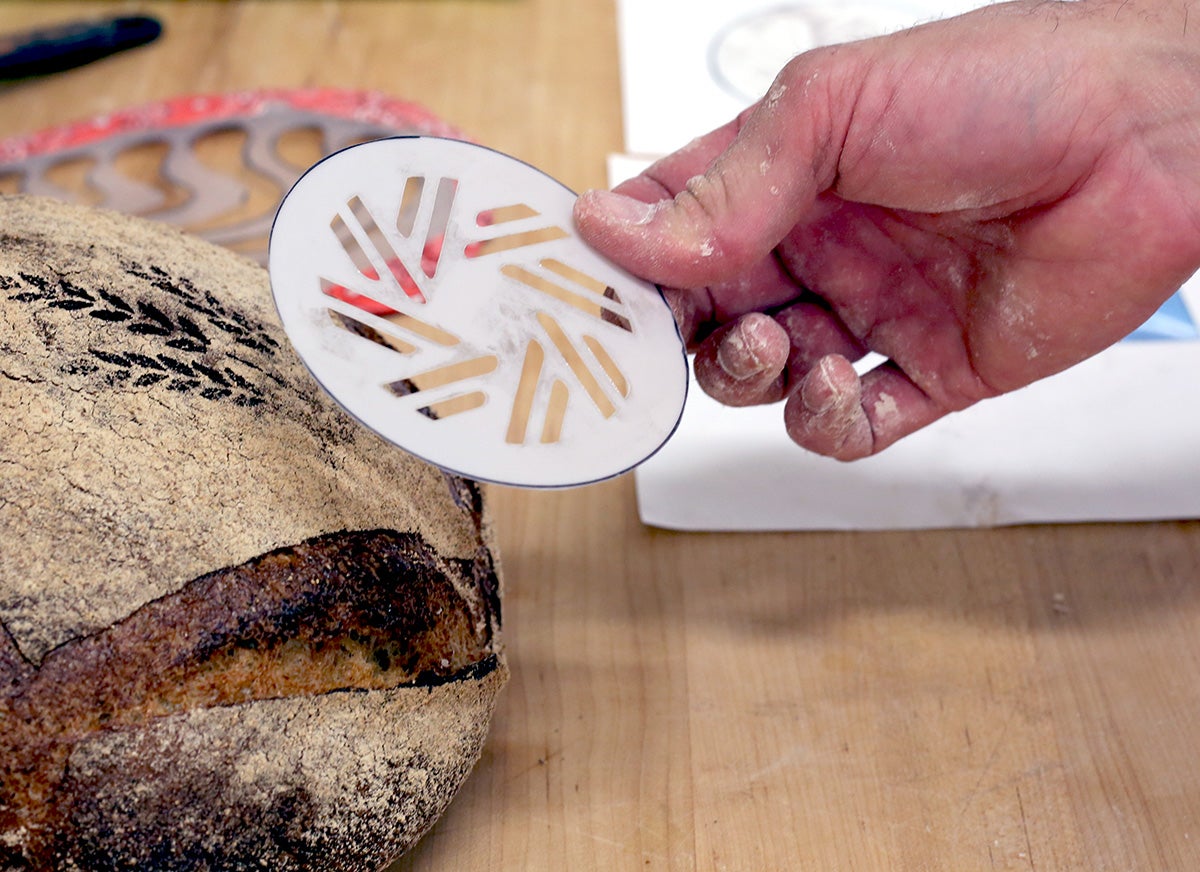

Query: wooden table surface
3;2;1199;870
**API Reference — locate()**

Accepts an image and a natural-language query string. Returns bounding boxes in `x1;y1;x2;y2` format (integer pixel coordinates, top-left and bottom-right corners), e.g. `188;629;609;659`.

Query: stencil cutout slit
328;310;417;355
320;278;459;346
479;203;538;225
346;196;425;302
541;380;569;443
391;355;498;395
423;178;458;277
396;176;424;237
506;340;544;444
502;265;632;331
331;214;373;276
583;336;628;397
537;312;616;418
541;259;623;305
467;226;570;258
421;392;486;419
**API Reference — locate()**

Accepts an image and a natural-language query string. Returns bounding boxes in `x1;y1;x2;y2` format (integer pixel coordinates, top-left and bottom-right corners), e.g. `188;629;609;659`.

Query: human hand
575;0;1200;459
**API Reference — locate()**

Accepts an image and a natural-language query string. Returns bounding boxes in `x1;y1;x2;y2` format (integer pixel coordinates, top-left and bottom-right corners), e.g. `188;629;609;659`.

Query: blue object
1126;291;1197;342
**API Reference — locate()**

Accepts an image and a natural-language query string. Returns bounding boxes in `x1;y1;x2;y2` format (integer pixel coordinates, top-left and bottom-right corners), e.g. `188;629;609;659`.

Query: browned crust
1;527;502;868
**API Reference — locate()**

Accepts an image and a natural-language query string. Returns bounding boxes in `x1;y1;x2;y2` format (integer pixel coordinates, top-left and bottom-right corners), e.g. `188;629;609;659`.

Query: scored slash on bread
4;530;502;867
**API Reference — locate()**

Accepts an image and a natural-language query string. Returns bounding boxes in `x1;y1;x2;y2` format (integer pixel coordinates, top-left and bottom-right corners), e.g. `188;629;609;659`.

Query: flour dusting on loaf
0;194;492;661
0;195;505;871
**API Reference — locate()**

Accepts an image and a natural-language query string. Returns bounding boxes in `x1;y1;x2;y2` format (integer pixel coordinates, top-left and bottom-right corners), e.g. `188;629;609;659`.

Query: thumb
574;49;853;288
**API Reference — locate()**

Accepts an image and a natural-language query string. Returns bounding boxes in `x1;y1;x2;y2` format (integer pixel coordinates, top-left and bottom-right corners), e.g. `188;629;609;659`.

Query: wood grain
2;2;1199;870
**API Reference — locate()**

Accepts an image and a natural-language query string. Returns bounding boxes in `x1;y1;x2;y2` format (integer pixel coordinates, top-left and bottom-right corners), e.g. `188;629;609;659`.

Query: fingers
783;356;956;460
682;301;970;459
663;255;814;351
773;300;867;382
785;355;873;460
690;301;867;409
693;313;790;407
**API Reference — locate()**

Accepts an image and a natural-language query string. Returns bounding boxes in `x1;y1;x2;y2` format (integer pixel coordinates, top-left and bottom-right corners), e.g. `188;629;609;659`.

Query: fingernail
801;358;841;415
717;321;763;380
581;189;658;226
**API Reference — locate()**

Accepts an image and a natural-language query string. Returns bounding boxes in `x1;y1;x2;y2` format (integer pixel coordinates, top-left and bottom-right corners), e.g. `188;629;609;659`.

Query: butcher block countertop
3;2;1199;869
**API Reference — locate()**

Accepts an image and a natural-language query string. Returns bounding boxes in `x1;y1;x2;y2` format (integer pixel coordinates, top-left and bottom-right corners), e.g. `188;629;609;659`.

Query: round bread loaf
0;195;505;871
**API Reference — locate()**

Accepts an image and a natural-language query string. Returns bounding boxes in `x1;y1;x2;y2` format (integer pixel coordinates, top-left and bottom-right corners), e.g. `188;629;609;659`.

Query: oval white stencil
269;136;688;488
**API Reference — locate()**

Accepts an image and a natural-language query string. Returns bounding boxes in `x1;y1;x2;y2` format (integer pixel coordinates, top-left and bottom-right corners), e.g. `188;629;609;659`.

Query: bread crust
0;196;505;870
54;658;506;871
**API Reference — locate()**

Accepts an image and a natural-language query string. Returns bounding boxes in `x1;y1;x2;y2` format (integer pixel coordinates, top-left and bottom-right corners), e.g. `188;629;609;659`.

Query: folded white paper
634;307;1200;530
